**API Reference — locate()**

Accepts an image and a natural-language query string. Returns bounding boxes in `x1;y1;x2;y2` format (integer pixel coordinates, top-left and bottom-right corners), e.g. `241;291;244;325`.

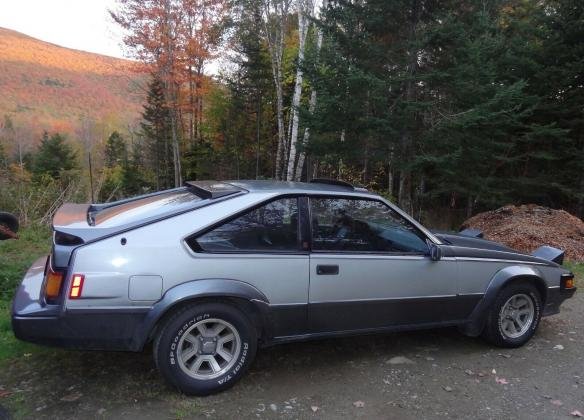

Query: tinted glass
93;191;201;227
310;198;428;253
195;198;299;252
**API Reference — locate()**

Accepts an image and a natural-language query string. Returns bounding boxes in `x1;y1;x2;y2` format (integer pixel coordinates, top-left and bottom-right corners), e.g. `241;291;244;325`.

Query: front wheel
482;283;542;348
154;302;257;395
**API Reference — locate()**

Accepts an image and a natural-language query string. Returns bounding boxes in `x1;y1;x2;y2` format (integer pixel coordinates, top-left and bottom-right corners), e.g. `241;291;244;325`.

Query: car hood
433;231;558;266
433;232;517;253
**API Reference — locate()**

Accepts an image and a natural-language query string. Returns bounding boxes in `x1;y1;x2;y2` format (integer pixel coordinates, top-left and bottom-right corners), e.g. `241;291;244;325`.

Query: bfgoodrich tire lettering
482;282;542;348
154;302;257;395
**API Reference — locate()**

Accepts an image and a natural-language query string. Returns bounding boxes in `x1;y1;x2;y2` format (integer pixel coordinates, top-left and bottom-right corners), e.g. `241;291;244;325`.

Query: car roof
227;180;376;196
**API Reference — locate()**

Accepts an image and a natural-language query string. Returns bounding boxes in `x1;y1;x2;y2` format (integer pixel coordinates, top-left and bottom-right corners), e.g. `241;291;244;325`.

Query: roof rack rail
185;181;245;199
309;178;355;189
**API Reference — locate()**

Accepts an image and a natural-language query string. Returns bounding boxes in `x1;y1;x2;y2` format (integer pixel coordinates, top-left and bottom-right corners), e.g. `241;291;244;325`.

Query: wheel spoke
184;333;198;346
502;319;513;334
512;319;522;333
217;347;233;363
208;356;222;373
196;324;209;337
218;333;235;346
190;356;205;374
212;323;226;336
181;346;198;363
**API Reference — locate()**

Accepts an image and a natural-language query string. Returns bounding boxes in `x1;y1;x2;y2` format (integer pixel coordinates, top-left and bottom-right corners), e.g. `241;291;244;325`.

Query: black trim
444;245;555;266
12;311;148;351
316;264;339;275
310;178;355;189
306;195;431;255
266;320;465;346
186;194;307;255
269;304;308;337
298;196;311;251
544;286;577;316
308;295;482;333
184;180;245;199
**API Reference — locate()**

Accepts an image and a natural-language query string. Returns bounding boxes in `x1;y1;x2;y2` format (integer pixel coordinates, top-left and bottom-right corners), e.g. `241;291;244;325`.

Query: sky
0;0;126;58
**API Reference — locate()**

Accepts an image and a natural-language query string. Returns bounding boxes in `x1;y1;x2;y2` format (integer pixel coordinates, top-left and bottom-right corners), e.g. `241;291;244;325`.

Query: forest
0;0;582;228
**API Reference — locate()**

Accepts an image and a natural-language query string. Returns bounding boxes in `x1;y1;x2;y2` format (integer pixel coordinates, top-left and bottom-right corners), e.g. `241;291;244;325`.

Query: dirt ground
1;291;583;420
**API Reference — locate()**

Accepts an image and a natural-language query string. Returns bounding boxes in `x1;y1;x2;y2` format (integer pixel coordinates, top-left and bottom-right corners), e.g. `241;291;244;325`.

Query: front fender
132;278;271;350
461;265;546;337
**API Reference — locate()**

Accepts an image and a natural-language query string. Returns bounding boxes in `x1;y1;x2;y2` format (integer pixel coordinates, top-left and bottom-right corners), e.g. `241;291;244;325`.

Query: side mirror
0;212;19;240
429;242;442;261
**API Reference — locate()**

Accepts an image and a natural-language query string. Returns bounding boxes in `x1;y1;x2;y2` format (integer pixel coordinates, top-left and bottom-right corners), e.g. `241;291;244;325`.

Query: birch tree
294;0;325;180
260;0;293;179
285;0;314;181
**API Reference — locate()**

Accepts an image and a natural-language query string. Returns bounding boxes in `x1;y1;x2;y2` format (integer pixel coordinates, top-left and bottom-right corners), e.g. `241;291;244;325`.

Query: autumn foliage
0;27;145;138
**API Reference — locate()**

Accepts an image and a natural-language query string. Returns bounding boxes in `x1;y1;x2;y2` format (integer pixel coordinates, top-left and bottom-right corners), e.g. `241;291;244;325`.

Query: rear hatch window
91;191;201;227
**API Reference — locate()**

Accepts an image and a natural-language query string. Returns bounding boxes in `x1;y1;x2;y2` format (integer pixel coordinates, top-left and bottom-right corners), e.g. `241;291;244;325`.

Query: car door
308;196;463;333
188;196;310;337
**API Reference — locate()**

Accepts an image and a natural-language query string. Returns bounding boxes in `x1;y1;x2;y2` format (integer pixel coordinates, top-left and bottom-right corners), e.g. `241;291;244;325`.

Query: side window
310;198;429;253
192;198;299;252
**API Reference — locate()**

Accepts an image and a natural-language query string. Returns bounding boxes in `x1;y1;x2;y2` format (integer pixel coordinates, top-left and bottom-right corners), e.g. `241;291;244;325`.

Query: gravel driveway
1;290;582;419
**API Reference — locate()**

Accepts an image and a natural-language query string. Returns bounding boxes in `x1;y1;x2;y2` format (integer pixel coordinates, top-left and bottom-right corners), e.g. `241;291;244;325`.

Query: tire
154;302;257;396
482;282;542;348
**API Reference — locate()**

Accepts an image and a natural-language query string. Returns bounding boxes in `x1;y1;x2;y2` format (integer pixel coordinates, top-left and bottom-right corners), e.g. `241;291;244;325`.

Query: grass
0;225;51;362
565;261;584;285
0;225;52;300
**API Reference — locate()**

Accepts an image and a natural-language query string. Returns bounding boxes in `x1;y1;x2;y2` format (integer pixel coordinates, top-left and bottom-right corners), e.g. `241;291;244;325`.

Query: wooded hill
0;27;144;136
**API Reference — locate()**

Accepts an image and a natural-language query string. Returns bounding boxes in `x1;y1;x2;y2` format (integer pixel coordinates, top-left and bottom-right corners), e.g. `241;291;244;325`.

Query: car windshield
92;191;201;227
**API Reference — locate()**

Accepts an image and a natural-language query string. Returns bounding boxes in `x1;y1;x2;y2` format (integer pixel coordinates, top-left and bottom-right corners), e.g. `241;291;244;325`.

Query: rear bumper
11;257;148;351
542;286;577;316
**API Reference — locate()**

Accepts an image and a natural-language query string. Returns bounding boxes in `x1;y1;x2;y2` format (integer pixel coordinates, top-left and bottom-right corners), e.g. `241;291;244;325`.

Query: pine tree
141;75;173;189
104;131;127;168
33;132;78;179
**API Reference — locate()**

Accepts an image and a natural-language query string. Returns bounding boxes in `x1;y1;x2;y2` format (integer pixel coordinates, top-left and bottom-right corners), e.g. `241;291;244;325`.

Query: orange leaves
0;28;145;140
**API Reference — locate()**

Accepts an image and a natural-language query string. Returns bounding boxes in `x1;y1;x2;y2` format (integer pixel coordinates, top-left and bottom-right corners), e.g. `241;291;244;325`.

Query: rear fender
461;265;546;337
132;279;271;350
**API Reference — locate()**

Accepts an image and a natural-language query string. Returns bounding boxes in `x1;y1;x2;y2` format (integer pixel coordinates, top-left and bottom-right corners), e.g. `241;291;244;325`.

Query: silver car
11;179;576;395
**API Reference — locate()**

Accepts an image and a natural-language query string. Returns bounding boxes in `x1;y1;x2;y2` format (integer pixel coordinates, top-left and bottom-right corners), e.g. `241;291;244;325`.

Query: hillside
0;27;145;137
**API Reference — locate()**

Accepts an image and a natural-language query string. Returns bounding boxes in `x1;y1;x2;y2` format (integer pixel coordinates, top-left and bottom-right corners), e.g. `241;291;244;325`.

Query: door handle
316;264;339;275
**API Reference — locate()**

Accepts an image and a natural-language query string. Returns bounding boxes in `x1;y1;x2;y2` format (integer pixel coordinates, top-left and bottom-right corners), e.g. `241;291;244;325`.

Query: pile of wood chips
461;204;584;262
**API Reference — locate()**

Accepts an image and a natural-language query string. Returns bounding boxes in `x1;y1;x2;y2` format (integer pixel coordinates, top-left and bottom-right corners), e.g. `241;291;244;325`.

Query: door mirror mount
428;242;442;261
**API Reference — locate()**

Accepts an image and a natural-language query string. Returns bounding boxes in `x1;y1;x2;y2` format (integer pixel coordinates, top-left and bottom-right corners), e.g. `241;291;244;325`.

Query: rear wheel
154;302;257;395
482;282;542;348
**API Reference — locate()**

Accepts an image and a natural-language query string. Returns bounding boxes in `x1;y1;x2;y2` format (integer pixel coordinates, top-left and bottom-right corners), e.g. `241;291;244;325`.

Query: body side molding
460;265;547;337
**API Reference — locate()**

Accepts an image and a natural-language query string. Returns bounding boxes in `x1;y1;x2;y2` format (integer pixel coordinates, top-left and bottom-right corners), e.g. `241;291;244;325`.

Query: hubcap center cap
201;338;217;355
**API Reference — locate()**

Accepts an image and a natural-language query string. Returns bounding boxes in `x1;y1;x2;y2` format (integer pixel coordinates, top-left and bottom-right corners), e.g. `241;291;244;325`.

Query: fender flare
461;265;547;337
132;278;272;350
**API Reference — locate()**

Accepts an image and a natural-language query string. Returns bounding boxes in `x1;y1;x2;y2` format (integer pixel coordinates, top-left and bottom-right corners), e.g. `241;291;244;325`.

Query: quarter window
310;198;428;253
192;198;299;252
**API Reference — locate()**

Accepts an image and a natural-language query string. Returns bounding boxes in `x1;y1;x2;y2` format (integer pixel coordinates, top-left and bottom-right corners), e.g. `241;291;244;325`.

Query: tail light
69;274;85;299
44;262;64;302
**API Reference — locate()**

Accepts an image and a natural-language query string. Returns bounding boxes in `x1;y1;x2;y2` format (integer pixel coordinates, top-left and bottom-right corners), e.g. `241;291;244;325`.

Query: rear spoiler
53;203;91;228
532;246;565;265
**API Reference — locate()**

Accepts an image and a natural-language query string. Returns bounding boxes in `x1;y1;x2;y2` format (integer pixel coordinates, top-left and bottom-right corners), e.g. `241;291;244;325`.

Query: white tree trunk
294;0;325;180
285;1;311;181
261;0;291;180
